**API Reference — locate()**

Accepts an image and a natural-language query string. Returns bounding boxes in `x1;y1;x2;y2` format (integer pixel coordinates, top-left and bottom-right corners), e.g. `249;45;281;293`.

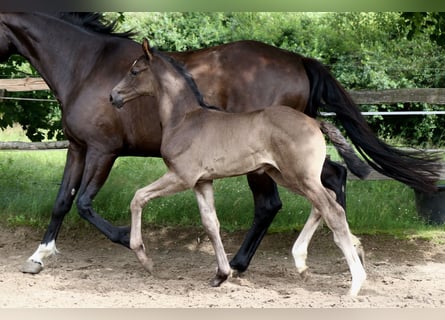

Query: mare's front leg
22;143;85;274
130;171;188;273
194;181;231;287
75;149;130;246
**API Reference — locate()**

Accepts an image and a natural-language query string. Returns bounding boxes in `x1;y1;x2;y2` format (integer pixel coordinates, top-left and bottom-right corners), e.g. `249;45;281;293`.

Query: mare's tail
302;57;442;192
320;121;371;179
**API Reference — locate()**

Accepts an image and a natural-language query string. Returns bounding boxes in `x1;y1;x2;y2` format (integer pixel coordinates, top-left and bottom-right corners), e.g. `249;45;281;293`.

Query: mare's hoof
21;260;43;274
210;274;229;287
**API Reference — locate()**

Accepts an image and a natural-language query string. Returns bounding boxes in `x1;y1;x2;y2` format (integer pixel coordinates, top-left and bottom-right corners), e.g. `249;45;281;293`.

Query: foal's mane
153;48;221;111
55;12;136;39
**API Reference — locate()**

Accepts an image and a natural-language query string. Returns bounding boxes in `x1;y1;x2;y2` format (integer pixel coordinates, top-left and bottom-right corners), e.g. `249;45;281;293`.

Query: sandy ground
0;224;445;308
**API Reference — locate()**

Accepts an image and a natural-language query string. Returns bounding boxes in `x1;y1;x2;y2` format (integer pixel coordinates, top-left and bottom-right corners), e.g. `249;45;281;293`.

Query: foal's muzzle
110;91;124;109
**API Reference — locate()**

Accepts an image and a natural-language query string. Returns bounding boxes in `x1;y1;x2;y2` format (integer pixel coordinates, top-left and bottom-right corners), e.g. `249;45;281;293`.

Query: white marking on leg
71;188;76;196
27;240;59;266
327;209;366;296
292;208;321;274
340;234;367;296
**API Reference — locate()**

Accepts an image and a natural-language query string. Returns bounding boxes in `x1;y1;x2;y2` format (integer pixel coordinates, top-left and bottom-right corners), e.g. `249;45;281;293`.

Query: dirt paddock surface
1;224;445;308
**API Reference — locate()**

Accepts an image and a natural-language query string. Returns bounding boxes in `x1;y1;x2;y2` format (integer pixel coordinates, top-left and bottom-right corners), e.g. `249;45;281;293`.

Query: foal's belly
195;147;275;181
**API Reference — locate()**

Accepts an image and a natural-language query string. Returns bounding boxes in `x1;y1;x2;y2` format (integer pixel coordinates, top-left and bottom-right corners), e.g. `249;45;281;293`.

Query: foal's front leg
130;171;188;273
194;181;232;287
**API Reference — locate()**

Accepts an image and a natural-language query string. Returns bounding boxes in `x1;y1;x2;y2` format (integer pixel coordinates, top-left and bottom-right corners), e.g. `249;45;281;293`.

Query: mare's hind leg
291;208;322;280
22;143;85;274
230;173;282;273
194;181;231;287
321;158;347;209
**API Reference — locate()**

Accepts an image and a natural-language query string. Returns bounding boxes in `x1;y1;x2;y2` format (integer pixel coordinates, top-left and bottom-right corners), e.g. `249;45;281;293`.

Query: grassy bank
1;148;444;237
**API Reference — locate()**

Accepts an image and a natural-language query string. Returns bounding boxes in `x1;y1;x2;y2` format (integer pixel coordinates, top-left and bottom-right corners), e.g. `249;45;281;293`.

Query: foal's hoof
299;268;310;282
21;260;43;274
141;259;154;274
210;274;229;287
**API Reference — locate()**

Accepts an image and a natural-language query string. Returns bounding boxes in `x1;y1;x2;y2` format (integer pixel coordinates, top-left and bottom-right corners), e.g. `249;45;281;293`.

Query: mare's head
110;38;157;108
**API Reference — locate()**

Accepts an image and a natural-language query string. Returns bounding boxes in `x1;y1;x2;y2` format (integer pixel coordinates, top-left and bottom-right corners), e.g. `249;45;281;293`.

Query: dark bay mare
110;39;369;295
0;13;440;275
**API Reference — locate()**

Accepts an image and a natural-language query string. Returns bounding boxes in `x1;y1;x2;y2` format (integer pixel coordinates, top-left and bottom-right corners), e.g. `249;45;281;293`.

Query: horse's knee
130;190;147;212
76;194;92;218
254;198;282;224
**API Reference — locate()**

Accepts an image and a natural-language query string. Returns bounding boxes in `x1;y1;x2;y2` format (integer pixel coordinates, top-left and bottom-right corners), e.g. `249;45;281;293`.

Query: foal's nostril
110;92;124;108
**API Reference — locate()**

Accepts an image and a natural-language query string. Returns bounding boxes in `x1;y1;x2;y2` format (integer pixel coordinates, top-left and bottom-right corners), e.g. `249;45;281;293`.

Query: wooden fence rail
1;77;444;181
1;77;445;104
0;77;49;92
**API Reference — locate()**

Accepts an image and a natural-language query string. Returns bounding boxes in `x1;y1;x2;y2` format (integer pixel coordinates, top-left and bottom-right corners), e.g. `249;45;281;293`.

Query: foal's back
161;106;325;187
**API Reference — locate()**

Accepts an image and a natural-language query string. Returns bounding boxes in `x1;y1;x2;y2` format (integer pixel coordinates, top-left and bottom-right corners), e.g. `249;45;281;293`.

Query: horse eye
131;69;138;76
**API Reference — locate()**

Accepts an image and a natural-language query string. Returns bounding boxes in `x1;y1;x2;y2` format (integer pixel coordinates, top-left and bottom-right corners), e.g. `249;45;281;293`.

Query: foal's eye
131;69;138;76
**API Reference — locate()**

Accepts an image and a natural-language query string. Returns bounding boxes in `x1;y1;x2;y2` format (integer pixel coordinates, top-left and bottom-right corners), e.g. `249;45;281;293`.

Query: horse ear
142;38;153;61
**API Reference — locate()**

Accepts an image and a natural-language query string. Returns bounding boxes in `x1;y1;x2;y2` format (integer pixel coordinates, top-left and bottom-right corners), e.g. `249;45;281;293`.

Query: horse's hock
415;185;445;225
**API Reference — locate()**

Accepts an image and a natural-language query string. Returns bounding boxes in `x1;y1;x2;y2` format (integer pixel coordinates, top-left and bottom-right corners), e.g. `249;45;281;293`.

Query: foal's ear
142;38;153;61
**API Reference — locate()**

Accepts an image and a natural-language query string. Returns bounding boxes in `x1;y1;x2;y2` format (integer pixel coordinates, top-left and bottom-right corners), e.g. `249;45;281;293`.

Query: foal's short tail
320;121;371;179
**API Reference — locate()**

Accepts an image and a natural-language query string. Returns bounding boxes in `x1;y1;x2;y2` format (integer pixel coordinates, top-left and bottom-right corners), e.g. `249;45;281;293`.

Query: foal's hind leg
230;160;347;274
310;186;366;296
194;182;231;287
291;190;364;278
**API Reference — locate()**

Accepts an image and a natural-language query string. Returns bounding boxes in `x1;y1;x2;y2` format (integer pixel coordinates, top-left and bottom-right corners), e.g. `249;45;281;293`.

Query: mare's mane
153;48;221;111
56;13;219;110
56;12;136;39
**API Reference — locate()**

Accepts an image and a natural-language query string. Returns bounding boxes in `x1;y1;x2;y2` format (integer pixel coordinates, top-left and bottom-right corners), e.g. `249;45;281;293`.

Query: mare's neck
155;57;204;130
2;13;116;105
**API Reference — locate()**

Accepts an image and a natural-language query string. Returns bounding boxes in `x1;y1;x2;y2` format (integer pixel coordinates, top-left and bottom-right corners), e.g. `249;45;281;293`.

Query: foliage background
1;12;444;146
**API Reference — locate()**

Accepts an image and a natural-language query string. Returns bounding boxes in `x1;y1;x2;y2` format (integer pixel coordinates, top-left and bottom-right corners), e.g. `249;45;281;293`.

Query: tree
401;12;445;46
0;55;62;141
1;12;444;146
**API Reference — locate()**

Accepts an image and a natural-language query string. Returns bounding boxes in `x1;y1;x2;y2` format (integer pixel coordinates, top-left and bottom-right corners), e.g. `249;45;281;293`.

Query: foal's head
110;38;157;108
110;38;216;111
